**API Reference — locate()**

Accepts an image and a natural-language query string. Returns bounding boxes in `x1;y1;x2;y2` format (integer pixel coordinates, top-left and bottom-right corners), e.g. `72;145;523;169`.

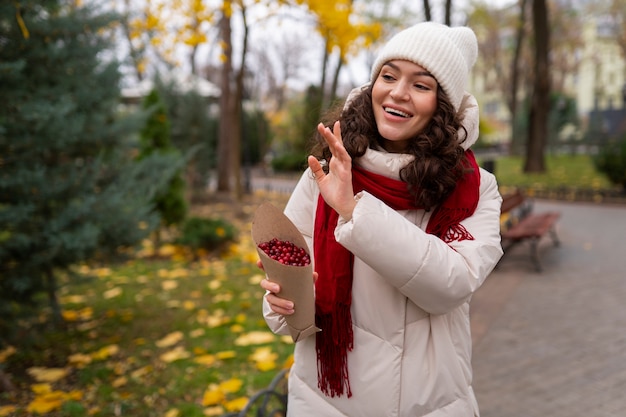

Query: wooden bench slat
498;190;561;272
502;212;561;240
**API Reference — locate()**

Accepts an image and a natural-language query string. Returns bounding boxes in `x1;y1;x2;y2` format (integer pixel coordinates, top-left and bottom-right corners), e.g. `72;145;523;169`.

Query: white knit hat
370;22;478;112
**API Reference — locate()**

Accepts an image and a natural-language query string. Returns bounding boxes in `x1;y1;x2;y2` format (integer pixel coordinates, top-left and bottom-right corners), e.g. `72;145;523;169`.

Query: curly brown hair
309;84;470;211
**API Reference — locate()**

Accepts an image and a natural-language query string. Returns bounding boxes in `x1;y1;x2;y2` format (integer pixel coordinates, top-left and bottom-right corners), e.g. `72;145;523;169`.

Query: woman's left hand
308;121;357;220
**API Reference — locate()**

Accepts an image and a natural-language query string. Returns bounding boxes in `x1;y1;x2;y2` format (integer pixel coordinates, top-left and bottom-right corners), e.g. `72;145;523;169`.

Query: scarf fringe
316;305;353;398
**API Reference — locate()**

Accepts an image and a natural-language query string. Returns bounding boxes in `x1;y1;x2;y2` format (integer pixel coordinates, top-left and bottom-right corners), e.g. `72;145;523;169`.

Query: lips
383;106;412;118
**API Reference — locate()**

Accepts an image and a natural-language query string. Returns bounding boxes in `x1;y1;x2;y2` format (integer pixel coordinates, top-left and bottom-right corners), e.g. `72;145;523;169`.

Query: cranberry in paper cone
252;202;320;342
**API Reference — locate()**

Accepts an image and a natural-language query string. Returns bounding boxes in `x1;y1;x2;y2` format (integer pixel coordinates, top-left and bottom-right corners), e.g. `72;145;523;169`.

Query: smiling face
371;60;439;153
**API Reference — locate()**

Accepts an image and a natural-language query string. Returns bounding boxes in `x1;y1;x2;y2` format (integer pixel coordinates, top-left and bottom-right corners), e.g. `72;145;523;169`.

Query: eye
414;83;431;91
381;73;396;82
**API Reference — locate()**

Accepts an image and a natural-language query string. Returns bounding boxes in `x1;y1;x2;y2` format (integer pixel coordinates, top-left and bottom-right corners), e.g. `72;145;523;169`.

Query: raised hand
308;121;357;220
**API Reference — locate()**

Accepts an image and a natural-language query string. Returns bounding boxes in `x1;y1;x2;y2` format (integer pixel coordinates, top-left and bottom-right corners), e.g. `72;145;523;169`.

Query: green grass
478;154;616;194
0;193;294;417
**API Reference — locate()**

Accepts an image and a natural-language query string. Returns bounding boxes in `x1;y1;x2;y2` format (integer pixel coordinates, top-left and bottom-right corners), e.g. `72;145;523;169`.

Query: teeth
384;107;410;118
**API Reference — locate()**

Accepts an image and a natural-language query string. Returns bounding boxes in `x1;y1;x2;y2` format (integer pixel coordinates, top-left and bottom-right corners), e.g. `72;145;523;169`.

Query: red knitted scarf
313;150;480;398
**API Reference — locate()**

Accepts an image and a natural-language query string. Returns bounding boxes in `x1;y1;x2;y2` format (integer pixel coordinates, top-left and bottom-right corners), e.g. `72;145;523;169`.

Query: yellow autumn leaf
201;385;225;407
230;324;244;333
103;287;123;299
68;353;92;368
249;346;278;363
202;406;224;416
165;409;180;417
156;331;184;348
130;365;152;379
27;367;69;383
168;268;189;278
208;279;222;290
216;350;236;360
157;244;177;257
60;294;86;304
160;346;190;363
189;328;205;338
162;280;179;291
234;331;276;346
248;274;264;285
31;383;52;394
256;361;277;372
224;397;249;412
112;376;128;388
27;396;63;414
194;354;216;366
183;300;196;310
66;390;83;401
0;406;17;417
90;344;119;360
219;378;243;394
0;346;16;362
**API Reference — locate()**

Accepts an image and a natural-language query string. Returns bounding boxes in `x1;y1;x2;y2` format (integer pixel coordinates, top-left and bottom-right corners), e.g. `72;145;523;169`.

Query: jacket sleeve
334;168;504;315
262;169;319;335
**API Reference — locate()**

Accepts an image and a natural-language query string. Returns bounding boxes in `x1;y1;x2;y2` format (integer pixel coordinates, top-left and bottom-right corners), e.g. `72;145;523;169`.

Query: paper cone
252;202;320;342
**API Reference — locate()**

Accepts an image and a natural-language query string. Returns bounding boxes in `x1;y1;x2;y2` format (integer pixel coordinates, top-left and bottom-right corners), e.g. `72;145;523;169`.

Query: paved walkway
471;199;626;417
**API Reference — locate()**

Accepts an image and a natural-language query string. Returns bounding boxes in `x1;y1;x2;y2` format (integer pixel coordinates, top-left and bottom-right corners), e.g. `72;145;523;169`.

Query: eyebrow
384;62;435;79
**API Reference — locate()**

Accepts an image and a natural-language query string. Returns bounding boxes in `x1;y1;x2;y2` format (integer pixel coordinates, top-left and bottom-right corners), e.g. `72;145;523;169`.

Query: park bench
221;368;289;417
499;189;561;272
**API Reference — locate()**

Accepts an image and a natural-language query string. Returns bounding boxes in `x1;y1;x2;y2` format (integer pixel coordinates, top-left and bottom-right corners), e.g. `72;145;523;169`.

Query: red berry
258;238;310;266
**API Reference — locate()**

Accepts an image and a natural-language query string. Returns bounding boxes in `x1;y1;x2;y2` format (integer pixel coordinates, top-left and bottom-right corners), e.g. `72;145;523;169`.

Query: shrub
271;152;308;173
176;217;237;253
593;136;626;192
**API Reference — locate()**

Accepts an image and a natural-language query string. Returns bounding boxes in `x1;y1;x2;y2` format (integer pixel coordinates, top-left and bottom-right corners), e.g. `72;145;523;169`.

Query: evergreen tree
0;1;182;332
138;89;187;230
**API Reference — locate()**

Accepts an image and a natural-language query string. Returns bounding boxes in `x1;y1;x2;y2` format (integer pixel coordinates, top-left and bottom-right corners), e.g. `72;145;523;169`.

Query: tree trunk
524;0;550;173
45;267;63;328
233;6;251;200
328;55;344;109
509;0;528;152
121;0;144;81
217;13;233;192
423;0;431;21
444;0;452;25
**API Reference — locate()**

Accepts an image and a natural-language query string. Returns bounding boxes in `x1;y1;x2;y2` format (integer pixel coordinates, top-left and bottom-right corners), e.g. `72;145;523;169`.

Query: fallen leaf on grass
0;406;17;417
162;280;179;291
219;378;243;393
234;331;276;346
203;406;224;416
61;307;93;322
26;387;83;414
112;376;128;388
90;344;119;361
156;331;184;348
68;353;93;368
224;397;249;412
194;354;217;366
216;351;236;360
103;287;123;299
160;346;191;363
130;365;152;379
165;409;180;417
249;347;278;372
0;346;16;362
201;386;225;407
189;328;205;338
27;367;69;383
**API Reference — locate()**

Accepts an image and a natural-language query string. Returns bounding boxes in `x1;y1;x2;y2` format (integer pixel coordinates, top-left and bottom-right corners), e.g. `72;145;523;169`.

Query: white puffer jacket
263;93;503;417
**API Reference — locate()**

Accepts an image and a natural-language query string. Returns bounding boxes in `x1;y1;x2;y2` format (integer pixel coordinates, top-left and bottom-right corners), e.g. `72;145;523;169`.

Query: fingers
265;293;295;316
260;279;295;316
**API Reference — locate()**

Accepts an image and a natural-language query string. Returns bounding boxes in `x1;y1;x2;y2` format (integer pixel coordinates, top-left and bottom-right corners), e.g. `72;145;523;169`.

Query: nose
389;81;410;101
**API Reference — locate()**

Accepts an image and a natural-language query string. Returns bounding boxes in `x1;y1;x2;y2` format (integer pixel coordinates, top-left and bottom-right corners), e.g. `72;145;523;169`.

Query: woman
260;22;503;416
